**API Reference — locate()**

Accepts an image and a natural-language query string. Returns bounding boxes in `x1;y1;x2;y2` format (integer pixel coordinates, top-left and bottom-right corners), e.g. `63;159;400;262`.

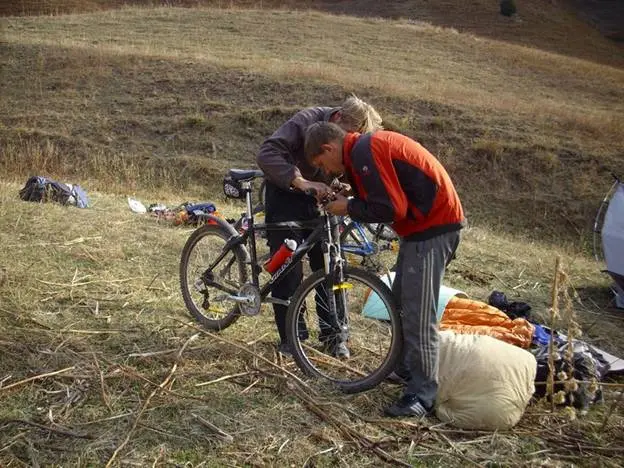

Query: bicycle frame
204;179;344;307
340;220;377;257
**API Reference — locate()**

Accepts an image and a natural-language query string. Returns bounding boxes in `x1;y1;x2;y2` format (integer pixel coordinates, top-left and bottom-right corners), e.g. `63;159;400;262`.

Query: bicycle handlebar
304;188;336;206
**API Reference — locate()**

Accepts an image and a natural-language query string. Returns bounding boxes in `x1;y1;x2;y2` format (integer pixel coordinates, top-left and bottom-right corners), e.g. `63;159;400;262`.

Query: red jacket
344;131;464;240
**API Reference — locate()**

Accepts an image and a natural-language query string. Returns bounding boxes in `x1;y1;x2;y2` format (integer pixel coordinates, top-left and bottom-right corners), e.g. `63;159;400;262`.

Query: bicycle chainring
238;283;262;316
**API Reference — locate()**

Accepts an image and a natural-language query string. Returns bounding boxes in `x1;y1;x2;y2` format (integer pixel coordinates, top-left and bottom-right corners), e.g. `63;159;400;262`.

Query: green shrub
500;0;517;17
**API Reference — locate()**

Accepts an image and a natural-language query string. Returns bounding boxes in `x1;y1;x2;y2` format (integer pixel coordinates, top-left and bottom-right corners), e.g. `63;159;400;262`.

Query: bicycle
339;218;398;273
257;178;399;273
179;169;402;393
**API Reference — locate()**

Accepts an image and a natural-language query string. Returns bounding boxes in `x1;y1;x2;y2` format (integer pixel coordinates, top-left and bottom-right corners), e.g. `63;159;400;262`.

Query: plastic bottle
264;239;297;273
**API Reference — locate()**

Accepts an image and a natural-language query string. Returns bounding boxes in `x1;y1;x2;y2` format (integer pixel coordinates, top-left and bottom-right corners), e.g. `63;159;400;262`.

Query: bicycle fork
322;215;349;339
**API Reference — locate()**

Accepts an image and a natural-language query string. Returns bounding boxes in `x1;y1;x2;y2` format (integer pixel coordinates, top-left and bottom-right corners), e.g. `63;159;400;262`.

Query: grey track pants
392;230;460;410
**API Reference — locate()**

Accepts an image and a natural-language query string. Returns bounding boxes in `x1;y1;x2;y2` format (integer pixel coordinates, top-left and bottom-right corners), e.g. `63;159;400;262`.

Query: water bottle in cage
264;239;297;273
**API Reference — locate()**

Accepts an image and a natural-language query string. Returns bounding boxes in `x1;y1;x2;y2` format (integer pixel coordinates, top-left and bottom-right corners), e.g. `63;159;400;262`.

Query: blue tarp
362;271;467;321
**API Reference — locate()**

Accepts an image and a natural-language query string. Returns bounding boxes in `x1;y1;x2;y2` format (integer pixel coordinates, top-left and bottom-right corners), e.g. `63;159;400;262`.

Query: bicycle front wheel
286;267;402;393
180;224;248;331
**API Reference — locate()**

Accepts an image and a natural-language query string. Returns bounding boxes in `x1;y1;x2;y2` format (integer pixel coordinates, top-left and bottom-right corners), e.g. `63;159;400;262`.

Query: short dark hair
304;122;346;161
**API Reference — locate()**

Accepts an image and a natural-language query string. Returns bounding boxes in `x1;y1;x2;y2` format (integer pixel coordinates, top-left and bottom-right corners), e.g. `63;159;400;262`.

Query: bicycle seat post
242;180;253;222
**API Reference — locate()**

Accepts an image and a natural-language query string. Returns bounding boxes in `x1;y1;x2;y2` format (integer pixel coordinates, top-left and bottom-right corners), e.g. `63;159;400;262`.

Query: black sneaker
277;341;293;357
332;341;350;359
384;394;429;418
385;371;409;385
322;340;350;359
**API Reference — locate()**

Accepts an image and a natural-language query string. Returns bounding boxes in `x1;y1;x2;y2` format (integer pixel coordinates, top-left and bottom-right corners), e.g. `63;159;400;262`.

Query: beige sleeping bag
435;331;537;430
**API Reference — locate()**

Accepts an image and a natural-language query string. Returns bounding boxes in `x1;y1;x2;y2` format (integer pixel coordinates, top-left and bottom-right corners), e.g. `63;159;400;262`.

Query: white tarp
603;183;624;276
602;182;624;307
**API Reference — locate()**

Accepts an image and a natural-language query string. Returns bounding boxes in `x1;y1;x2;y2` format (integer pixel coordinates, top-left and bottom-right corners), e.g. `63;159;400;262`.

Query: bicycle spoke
180;225;247;331
288;268;401;391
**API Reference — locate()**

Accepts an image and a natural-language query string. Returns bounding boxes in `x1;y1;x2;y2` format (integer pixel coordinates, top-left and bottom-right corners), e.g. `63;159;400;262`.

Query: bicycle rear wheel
340;221;398;273
180;224;248;331
365;223;398;242
286;267;402;393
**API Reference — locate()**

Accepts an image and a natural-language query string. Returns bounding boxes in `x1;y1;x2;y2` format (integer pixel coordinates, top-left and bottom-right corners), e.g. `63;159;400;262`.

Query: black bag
223;176;245;199
20;176;71;204
19;176;89;208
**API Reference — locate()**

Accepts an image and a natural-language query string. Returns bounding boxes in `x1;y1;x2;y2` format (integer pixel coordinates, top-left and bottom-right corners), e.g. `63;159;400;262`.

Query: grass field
1;181;622;466
1;1;624;466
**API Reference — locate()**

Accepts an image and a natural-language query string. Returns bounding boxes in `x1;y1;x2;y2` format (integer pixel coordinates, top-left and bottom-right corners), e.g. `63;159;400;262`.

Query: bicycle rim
287;267;401;393
366;223;398;242
340;222;398;273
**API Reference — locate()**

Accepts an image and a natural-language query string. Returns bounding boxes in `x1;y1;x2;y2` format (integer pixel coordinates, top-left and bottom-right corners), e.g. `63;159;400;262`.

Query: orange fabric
342;131;464;238
440;297;534;349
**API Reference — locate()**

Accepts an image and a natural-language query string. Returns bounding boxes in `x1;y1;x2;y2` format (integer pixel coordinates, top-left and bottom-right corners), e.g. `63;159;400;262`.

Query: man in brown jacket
256;95;382;357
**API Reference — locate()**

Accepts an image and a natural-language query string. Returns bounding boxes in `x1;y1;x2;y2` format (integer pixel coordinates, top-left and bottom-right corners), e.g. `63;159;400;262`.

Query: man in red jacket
304;122;465;418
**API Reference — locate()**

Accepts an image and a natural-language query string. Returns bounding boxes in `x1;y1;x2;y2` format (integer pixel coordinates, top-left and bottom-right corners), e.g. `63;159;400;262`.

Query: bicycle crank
214;283;261;316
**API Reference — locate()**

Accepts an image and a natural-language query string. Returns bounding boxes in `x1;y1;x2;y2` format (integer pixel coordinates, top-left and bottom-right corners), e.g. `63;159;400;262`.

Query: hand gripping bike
180;169;402;393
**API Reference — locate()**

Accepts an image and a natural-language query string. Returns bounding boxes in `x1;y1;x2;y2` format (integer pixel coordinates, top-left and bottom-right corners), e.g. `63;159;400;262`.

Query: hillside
1;6;623;244
566;0;624;41
2;0;623;66
1;181;622;466
1;4;624;466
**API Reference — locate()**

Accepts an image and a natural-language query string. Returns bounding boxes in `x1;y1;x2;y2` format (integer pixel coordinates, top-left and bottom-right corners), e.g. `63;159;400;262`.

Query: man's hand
325;194;349;216
291;177;333;202
330;180;353;196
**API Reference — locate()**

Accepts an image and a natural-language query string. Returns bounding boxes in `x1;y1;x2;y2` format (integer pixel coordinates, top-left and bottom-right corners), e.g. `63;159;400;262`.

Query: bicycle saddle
229;169;264;181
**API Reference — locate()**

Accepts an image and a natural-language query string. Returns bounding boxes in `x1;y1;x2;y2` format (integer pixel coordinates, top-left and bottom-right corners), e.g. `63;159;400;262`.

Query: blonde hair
338;94;383;133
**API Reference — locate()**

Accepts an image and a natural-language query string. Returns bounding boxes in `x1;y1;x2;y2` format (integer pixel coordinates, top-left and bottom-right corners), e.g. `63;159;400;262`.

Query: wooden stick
436;431;482;467
113;364;216;404
600;389;624;432
287;382;411;467
302;343;367;377
1;419;93;439
240;378;261;394
548;257;562;412
73;412;134;427
0;366;75;393
191;413;234;443
92;352;112;412
36;277;137;287
171;318;317;395
195;372;251;387
127;345;206;358
535;380;624;388
246;333;269;346
105;333;199;468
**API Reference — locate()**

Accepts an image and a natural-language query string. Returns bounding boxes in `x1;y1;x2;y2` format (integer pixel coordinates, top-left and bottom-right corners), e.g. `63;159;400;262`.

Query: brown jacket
256;106;337;190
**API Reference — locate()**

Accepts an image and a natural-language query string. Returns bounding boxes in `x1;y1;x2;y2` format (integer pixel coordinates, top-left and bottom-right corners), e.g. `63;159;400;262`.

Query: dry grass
0;181;622;466
3;1;623;67
1;4;624;465
3;7;624;122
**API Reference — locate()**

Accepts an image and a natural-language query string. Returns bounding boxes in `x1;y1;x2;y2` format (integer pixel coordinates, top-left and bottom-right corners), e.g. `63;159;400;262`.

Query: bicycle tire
285;267;402;393
365;223;398;242
180;224;248;331
340;221;397;273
